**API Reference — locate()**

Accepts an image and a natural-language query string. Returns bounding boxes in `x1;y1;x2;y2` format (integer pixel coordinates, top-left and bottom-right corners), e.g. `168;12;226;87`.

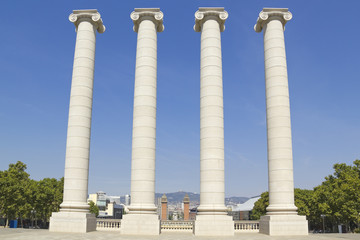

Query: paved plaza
0;229;359;240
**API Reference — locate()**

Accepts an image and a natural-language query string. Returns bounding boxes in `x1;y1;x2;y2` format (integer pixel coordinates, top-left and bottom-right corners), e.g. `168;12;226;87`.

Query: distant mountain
156;191;249;205
119;191;250;205
155;191;200;204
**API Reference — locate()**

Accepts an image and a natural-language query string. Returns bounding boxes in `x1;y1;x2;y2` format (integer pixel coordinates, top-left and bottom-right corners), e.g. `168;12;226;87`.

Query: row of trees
252;160;360;232
0;161;63;227
1;160;359;231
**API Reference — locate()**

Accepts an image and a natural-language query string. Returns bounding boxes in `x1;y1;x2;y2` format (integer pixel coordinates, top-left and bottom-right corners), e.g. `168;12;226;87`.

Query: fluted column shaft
60;10;105;213
255;8;297;215
193;8;234;236
195;8;228;215
129;9;164;214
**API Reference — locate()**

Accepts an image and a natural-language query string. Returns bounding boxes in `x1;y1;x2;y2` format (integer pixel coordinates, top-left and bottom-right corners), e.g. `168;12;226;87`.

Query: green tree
88;201;99;217
21;179;37;227
251;189;314;220
248;160;360;232
0;162;64;227
0;161;30;226
251;191;268;220
312;160;360;232
33;178;64;225
294;188;314;217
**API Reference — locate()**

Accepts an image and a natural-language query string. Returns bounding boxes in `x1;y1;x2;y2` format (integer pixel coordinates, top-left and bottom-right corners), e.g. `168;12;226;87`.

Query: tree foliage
251;189;314;220
311;160;360;230
0;161;63;226
250;160;360;232
0;161;30;221
251;191;268;220
294;188;314;217
33;177;64;223
88;201;99;217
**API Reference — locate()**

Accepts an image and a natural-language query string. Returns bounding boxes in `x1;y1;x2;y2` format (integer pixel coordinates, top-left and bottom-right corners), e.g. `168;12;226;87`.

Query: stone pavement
0;229;359;240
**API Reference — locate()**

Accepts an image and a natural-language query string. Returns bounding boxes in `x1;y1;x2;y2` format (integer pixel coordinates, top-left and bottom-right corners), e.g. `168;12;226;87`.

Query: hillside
120;191;249;206
155;191;249;205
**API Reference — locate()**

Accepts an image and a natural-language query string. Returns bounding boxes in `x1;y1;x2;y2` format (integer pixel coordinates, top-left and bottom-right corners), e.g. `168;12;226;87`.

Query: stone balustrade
95;219;259;232
96;219;121;231
161;220;194;232
234;221;259;232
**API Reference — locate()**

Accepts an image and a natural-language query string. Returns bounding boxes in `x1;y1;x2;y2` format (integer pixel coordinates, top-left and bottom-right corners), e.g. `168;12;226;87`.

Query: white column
194;7;234;236
121;8;163;235
50;9;105;233
254;8;308;236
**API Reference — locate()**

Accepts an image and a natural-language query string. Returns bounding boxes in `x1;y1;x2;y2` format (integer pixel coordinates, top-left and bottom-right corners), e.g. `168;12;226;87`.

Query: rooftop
232;196;261;211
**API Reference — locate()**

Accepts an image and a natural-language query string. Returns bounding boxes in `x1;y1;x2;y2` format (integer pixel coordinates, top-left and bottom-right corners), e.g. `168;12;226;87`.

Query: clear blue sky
1;0;359;198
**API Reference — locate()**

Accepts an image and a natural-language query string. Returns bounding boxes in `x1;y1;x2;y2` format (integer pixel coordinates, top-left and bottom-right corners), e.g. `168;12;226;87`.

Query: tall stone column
49;9;105;233
254;8;308;236
194;7;234;236
121;8;163;235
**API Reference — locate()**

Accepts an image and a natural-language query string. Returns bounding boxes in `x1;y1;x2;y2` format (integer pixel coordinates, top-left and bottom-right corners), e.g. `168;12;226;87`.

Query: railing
234;221;259;232
96;219;121;231
95;219;258;233
161;220;194;232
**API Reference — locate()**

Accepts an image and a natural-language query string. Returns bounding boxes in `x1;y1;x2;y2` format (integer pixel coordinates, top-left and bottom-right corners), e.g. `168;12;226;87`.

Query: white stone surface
49;212;96;233
49;9;105;233
121;8;163;235
254;8;308;236
194;7;233;236
259;215;308;236
121;214;160;235
195;215;234;236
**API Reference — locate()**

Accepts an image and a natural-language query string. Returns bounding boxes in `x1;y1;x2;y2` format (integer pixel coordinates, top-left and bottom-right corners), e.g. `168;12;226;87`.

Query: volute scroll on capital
130;8;164;33
254;8;292;33
69;9;105;33
194;7;228;32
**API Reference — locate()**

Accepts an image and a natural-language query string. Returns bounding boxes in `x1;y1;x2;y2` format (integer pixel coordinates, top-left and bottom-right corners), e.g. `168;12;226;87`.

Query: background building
228;196;260;220
87;191;127;219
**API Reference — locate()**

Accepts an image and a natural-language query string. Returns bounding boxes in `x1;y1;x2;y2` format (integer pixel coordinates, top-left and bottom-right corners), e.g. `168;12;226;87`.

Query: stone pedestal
195;215;234;236
254;8;308;236
120;8;163;235
194;7;234;236
260;215;308;236
49;212;96;233
49;9;105;233
121;214;160;235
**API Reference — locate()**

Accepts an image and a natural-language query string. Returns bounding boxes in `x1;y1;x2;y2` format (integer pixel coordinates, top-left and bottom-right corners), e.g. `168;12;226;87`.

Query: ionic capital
194;7;228;32
130;8;164;33
254;8;292;33
69;9;105;33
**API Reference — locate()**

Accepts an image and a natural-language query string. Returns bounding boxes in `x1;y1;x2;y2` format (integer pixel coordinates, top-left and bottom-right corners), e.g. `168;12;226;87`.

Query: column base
259;215;308;236
194;214;234;236
121;214;160;235
49;212;96;233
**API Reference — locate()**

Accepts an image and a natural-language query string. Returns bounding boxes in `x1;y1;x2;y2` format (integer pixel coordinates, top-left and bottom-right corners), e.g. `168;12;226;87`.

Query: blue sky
1;0;359;198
